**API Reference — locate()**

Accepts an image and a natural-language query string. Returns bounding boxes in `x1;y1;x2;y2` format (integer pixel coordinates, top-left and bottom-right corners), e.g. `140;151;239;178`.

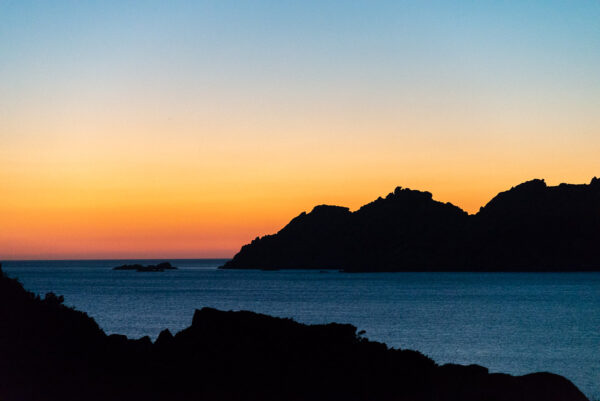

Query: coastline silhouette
0;264;589;401
222;178;600;272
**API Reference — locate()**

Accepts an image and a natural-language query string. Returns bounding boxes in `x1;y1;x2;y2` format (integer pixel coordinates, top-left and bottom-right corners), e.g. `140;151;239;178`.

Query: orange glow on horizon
2;143;598;260
2;112;599;260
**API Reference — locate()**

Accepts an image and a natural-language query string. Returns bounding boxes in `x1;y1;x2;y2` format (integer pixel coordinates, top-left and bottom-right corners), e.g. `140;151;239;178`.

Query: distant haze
1;1;599;259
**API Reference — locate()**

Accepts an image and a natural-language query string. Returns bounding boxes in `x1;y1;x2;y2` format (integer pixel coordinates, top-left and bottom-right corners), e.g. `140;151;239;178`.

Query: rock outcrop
0;264;589;401
113;262;177;272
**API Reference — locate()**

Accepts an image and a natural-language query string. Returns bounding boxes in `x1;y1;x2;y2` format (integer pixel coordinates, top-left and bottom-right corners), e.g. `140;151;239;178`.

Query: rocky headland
0;263;589;401
222;178;600;271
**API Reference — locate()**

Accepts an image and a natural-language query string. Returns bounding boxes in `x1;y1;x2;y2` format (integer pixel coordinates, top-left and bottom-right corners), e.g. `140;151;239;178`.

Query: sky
1;1;599;259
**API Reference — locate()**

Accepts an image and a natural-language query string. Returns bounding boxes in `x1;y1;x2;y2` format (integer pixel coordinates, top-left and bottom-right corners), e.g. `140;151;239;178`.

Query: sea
2;259;599;400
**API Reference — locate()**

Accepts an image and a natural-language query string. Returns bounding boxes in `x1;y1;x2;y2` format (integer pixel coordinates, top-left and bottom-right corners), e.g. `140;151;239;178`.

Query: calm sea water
2;259;599;399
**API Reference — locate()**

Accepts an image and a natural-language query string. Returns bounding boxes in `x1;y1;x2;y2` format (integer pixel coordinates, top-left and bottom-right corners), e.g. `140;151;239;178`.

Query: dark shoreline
0;264;589;401
222;266;600;273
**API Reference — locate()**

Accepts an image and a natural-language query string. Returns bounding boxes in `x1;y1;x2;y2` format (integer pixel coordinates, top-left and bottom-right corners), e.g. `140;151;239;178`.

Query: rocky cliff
222;178;600;271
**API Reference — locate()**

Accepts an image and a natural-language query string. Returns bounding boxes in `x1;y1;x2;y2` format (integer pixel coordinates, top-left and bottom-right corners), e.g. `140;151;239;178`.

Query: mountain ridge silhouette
222;178;600;271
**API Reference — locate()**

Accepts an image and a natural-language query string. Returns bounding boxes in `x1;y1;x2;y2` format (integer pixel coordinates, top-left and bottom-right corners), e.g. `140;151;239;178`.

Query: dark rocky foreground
0;265;588;401
223;178;600;271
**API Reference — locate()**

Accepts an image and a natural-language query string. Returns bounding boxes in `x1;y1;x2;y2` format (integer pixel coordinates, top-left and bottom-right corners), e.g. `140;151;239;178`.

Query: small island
113;262;177;272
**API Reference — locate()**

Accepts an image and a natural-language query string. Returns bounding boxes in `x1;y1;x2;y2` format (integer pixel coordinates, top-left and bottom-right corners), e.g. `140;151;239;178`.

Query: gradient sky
1;1;599;259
